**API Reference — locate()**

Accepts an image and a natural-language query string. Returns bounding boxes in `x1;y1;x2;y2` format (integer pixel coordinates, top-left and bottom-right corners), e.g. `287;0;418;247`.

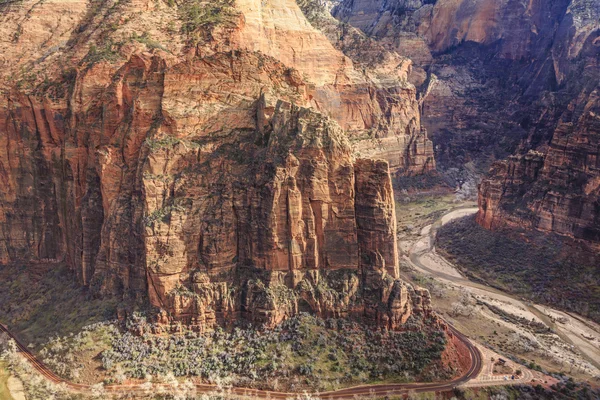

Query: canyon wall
333;0;597;168
476;1;600;246
478;88;600;246
0;0;435;328
333;0;600;246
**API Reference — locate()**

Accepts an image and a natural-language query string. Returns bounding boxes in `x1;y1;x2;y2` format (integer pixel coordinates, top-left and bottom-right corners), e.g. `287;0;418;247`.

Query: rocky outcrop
478;89;600;247
0;0;435;329
146;100;428;330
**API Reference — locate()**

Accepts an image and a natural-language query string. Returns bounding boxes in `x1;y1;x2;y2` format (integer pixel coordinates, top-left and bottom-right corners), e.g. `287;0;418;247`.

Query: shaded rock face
333;0;598;169
334;0;600;246
476;11;600;246
478;88;600;247
0;0;434;328
333;0;583;64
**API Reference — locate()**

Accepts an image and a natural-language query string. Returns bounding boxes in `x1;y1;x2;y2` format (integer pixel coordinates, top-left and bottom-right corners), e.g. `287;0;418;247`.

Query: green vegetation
437;215;600;323
12;311;450;391
144;204;184;227
144;135;182;152
39;323;116;382
132;32;168;52
0;263;119;347
395;193;470;236
0;262;452;393
14;69;38;91
446;384;600;400
97;313;450;391
38;67;78;99
395;173;450;192
83;40;121;66
144;197;188;227
178;0;239;44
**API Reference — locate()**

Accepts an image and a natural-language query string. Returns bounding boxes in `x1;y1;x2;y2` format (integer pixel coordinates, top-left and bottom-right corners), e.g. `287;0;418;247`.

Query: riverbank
402;207;600;381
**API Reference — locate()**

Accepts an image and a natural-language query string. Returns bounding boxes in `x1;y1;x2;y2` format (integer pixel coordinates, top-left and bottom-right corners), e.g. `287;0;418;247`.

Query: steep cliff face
148;101;425;330
0;0;434;328
476;1;600;246
333;0;587;65
478;88;600;247
333;0;598;170
333;0;600;246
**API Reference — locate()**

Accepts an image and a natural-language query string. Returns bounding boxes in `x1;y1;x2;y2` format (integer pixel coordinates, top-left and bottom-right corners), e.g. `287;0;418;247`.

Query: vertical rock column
354;158;399;278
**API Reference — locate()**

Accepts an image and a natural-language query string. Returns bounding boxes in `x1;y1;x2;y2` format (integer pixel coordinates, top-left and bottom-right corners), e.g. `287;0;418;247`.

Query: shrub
96;314;450;391
83;40;121;66
178;0;239;43
132;32;168;52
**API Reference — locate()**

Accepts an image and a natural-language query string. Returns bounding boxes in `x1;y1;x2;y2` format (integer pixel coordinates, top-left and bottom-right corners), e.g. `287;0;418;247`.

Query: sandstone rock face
476;2;600;246
147;101;427;330
478;89;600;247
333;0;598;171
0;0;434;328
333;0;587;61
333;0;600;247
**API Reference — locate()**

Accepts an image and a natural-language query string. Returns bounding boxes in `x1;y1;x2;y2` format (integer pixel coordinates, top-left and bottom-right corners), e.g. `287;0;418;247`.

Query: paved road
0;321;482;399
408;208;600;372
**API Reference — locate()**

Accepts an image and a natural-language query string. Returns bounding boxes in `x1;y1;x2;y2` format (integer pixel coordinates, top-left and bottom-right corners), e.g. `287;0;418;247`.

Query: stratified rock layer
478;89;600;247
0;0;434;328
333;0;600;247
476;3;600;246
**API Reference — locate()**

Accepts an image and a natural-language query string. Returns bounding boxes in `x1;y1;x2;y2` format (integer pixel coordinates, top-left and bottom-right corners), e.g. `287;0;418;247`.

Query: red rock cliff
0;0;434;328
476;1;600;247
478;89;600;247
333;0;600;247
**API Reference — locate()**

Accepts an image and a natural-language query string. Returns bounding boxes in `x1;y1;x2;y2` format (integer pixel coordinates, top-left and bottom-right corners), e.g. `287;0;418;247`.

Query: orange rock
0;0;435;329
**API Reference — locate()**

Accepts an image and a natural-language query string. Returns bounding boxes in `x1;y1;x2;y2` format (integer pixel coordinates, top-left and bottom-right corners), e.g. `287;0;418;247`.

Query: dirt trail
408;208;600;374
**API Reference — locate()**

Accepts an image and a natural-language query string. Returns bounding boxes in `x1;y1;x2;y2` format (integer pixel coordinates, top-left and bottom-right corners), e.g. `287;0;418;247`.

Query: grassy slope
0;263;127;384
0;263;119;347
436;215;600;323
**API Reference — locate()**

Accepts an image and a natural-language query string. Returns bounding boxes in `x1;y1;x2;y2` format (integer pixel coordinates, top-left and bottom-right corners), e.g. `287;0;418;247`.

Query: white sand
7;375;25;400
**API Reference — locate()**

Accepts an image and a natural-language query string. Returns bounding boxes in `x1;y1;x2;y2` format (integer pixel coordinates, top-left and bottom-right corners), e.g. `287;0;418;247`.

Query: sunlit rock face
0;0;434;328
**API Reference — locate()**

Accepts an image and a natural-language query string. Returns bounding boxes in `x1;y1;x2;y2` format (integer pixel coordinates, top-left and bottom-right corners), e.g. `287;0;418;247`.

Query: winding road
408;207;600;373
1;319;482;398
